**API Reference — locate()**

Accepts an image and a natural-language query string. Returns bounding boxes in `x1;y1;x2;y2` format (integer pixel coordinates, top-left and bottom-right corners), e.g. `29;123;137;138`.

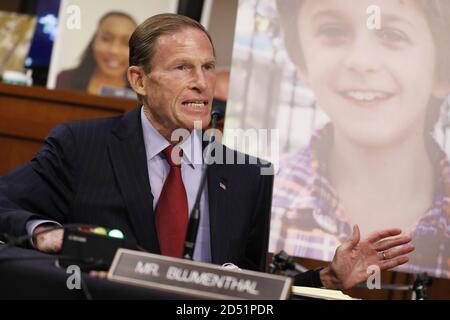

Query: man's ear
127;66;147;96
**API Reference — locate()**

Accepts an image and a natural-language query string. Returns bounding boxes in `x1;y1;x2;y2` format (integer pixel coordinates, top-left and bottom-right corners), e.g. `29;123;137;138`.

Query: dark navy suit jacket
0;107;273;272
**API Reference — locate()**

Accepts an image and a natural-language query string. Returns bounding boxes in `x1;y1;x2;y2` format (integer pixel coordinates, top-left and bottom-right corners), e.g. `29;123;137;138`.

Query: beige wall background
203;0;238;70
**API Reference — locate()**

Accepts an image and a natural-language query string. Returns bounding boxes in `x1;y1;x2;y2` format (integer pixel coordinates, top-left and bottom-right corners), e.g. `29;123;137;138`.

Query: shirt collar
140;106;203;166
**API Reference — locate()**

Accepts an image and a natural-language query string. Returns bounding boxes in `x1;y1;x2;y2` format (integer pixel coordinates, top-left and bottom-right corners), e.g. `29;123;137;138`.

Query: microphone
182;104;224;260
59;225;127;271
268;250;308;275
211;98;226;123
0;224;133;271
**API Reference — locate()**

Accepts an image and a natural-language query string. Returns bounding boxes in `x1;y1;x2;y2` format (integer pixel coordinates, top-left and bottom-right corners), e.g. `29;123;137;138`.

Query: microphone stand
268;250;309;275
355;272;432;300
182;110;223;260
412;273;432;300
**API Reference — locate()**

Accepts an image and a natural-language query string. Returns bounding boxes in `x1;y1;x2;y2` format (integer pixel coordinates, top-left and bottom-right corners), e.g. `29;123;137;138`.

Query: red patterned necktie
155;145;189;258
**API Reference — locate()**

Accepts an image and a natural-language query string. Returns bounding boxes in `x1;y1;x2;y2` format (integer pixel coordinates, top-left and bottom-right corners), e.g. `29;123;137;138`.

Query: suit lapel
108;108;160;253
206;149;230;264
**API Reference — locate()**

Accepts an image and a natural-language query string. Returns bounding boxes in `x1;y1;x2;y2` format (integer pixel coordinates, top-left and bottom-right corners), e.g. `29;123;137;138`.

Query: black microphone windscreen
211;98;226;119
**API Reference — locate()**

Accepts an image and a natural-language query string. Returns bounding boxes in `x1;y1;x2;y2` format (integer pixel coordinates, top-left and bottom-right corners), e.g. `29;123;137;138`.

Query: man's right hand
33;225;64;253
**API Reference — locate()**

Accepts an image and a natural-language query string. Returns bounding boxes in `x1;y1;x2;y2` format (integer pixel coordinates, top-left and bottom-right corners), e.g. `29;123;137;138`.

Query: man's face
297;0;447;147
142;27;216;139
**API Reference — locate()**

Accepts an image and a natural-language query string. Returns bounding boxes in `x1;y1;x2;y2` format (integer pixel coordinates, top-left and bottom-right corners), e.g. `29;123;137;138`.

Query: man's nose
190;68;208;92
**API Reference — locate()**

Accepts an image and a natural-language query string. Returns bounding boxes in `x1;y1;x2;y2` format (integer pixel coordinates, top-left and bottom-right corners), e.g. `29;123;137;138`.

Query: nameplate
107;249;292;300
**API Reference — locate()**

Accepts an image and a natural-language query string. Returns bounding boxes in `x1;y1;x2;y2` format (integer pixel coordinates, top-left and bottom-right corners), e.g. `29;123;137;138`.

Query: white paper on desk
292;286;357;300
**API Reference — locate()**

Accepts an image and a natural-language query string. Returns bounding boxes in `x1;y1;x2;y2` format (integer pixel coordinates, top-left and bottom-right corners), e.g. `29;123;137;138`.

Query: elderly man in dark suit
0;13;413;290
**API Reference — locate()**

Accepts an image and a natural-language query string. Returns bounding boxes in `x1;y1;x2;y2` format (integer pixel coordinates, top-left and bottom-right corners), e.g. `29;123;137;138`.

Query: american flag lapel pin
219;181;227;191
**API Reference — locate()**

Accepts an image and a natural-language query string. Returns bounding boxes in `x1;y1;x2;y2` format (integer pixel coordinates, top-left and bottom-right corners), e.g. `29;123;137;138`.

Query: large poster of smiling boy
225;0;450;279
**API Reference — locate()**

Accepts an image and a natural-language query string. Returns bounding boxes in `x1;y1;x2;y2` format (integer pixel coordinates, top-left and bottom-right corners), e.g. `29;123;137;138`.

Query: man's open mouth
182;100;209;109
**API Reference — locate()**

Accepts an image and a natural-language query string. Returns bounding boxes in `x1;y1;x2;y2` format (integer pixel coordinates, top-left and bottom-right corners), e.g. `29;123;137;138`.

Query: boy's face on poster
297;0;448;147
93;15;136;79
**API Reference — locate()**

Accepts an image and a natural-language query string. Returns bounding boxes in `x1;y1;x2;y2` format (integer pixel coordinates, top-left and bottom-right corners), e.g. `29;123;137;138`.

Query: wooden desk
0;83;137;175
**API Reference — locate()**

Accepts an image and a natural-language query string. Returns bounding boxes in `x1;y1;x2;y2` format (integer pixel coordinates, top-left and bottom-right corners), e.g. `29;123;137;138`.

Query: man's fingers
387;243;415;259
342;225;360;250
374;235;412;252
36;229;64;253
376;237;414;271
379;256;409;271
379;243;415;265
49;229;64;251
366;228;402;244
